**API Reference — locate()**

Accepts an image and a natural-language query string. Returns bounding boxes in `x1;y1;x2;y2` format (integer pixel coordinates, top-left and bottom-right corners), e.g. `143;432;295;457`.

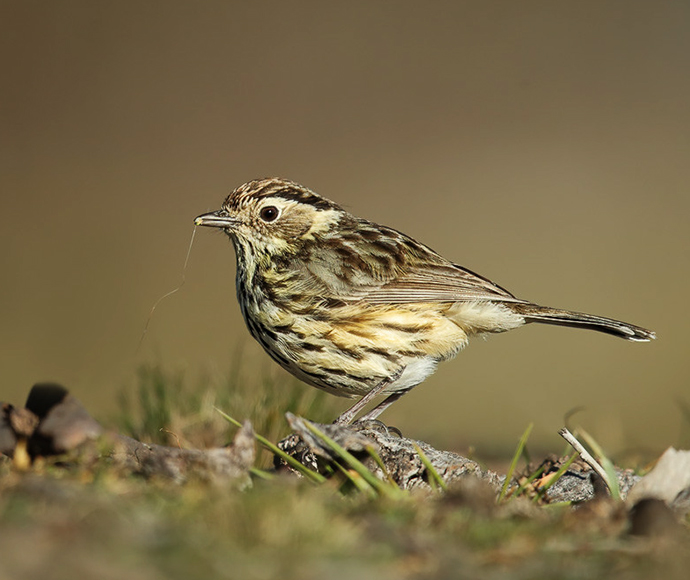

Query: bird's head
195;178;345;260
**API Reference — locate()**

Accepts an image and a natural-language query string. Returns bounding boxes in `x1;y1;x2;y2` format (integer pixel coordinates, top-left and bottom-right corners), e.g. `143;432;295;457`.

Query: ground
1;368;688;580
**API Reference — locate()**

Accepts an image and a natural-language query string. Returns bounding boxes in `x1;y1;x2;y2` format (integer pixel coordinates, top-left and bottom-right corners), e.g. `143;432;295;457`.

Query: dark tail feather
509;303;656;342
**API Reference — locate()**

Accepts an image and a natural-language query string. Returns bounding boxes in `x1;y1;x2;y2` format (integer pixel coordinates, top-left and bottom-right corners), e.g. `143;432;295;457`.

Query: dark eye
259;206;280;222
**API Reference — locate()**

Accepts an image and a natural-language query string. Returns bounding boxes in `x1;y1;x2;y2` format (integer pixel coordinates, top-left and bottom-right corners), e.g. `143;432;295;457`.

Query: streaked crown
200;178;346;260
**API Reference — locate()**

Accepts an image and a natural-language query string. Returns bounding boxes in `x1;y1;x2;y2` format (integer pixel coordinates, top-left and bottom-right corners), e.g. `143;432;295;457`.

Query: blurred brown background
2;1;688;454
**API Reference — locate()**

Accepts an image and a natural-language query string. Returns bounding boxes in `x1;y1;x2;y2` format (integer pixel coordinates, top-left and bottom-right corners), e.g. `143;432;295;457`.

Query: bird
195;178;655;425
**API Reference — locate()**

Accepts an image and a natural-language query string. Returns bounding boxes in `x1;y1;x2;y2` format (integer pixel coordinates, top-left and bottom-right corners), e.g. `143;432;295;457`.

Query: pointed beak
194;210;238;229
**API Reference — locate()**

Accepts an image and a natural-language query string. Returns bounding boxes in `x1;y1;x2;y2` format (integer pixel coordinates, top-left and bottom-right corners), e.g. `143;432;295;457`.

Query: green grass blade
511;463;547;499
366;446;400;489
499;422;533;502
542;501;574;509
412;442;447;492
332;461;378;497
249;467;275;480
301;420;403;499
216;408;326;484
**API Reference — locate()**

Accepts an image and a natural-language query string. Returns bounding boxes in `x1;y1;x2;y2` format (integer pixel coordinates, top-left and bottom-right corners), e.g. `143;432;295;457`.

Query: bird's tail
508;303;656;342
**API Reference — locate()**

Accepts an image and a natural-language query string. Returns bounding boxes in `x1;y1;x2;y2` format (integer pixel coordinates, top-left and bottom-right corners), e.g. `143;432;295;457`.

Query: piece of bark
31;394;104;456
106;421;256;485
8;406;39;437
279;414;502;491
278;415;644;502
542;464;639;503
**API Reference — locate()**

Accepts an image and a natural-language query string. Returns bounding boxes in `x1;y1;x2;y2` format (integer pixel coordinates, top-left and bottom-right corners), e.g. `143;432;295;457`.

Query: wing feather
310;218;526;306
359;263;526;305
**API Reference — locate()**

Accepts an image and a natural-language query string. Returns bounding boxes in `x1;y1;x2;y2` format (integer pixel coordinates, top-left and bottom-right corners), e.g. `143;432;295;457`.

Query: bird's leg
333;367;404;426
355;392;407;423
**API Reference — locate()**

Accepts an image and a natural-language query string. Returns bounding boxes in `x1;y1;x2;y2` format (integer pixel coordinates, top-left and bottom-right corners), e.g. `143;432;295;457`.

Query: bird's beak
194;210;238;229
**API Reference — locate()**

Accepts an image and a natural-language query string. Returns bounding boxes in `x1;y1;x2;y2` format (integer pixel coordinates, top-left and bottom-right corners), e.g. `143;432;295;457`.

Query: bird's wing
306;219;527;305
357;262;527;305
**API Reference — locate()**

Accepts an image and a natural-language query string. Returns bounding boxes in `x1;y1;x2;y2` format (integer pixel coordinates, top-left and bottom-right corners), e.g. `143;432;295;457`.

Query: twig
558;427;614;494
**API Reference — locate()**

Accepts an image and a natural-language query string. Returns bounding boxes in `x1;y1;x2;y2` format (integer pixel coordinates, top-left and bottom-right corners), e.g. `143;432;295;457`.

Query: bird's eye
259;206;280;222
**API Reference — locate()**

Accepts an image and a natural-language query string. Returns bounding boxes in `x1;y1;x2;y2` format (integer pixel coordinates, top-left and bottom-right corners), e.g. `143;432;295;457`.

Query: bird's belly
242;301;469;398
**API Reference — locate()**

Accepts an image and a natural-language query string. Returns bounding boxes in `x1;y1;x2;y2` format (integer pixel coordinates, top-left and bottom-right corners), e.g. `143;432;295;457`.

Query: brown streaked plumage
195;178;655;425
